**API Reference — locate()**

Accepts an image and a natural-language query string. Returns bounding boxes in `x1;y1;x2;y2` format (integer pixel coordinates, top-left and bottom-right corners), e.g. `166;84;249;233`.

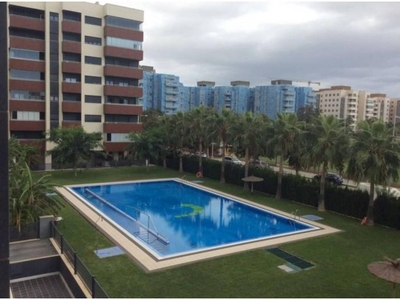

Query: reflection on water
72;180;315;257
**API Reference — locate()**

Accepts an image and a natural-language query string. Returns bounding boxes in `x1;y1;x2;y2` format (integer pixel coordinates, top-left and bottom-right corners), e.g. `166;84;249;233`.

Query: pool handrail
84;188;170;245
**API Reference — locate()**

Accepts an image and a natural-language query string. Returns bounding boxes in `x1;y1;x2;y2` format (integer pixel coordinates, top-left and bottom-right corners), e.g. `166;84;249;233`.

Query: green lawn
35;166;399;298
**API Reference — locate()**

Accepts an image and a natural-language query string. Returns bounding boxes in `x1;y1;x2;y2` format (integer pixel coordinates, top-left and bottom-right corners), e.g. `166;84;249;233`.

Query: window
11;111;44;121
85;36;101;45
11;90;45;100
105;76;137;86
105;16;142;31
63;93;80;102
85;76;101;84
63;113;81;121
85;114;101;122
63;32;81;42
63;52;81;62
63;10;81;22
105;114;138;123
85;56;101;65
85;15;102;26
106;96;137;105
10;131;43;139
63;73;81;83
85;95;102;103
106;36;141;50
10;48;44;61
9;28;44;40
105;133;130;142
105;57;138;68
10;70;44;81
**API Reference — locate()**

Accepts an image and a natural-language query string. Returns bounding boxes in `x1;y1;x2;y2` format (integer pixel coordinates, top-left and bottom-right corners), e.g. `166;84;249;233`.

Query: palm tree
9;162;63;233
268;113;304;199
186;106;216;175
233;112;268;190
170;111;189;172
347;120;400;226
214;109;237;183
305;115;349;211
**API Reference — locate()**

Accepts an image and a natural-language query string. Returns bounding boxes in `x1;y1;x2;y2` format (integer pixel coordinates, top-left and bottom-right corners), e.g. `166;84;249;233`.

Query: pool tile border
56;178;341;273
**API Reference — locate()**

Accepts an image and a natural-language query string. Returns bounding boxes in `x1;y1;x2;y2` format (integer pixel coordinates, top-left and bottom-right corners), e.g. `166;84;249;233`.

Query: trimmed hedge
162;156;400;230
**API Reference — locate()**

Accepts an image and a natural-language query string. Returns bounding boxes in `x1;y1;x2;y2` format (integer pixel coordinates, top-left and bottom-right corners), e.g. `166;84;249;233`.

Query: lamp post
94;216;103;255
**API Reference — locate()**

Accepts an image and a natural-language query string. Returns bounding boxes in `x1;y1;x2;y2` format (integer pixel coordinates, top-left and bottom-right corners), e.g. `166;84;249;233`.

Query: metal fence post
60;235;64;254
73;252;77;274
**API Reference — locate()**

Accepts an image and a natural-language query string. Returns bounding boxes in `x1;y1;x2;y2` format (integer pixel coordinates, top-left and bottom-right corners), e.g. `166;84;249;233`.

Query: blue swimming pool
69;179;318;259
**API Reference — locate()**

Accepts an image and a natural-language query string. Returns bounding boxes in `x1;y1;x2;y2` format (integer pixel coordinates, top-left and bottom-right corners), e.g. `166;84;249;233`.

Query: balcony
62;62;81;74
10;79;45;92
103;142;132;152
104;85;142;98
165;89;178;95
104;46;143;61
62;41;81;54
62;20;81;34
103;103;142;115
104;65;142;79
62;121;81;128
10;120;45;132
62;82;82;94
10;36;45;52
10;15;45;32
104;26;143;41
10;59;45;72
103;123;142;133
10;100;45;112
62;101;81;113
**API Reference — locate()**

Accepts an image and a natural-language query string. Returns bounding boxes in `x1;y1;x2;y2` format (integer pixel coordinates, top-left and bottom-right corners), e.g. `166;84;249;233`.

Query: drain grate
266;247;314;270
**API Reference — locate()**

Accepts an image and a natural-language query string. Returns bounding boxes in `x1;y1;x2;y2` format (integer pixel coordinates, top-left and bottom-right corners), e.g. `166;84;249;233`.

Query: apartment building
3;1;144;168
358;93;392;123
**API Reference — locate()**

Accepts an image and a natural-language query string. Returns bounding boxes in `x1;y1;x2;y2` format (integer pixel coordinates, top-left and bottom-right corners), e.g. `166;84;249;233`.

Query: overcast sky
98;1;400;97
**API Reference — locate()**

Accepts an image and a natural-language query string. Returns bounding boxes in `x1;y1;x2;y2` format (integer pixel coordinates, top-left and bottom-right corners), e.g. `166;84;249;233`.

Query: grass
35;166;400;298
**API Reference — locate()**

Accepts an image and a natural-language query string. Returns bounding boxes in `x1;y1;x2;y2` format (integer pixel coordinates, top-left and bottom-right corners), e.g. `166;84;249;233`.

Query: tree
304;115;349;211
296;104;320;123
9;162;63;233
46;126;103;176
214;109;237;184
186;106;217;175
233;112;268;190
170;111;189;172
268;113;304;199
347;120;400;226
127;127;164;171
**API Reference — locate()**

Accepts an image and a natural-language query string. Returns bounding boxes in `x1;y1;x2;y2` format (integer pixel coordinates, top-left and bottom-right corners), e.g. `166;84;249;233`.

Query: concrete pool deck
56;178;341;273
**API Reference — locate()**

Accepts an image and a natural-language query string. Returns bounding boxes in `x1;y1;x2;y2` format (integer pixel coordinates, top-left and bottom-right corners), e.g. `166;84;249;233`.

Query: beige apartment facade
4;1;144;169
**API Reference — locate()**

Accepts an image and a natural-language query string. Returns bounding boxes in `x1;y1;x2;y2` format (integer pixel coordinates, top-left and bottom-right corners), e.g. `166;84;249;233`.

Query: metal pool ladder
125;205;170;245
84;189;169;246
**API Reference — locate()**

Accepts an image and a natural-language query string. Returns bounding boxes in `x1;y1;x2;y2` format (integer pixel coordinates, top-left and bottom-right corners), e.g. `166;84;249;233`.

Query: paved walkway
10;239;58;262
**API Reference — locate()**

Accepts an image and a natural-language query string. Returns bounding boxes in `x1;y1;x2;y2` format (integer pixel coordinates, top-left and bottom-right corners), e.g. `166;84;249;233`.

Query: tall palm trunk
179;137;183;173
276;155;284;199
198;138;203;174
366;179;375;226
318;166;327;211
220;140;226;184
243;147;249;190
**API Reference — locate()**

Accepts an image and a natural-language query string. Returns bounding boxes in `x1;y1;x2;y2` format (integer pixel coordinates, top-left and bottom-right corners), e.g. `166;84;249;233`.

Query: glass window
10;48;44;61
63;112;81;121
105;114;138;123
85;56;101;65
63;10;81;22
105;15;142;31
63;93;80;102
9;28;45;40
12;111;43;121
85;36;101;46
105;133;130;142
105;57;138;68
85;76;101;84
63;73;81;83
10;131;43;139
106;96;137;105
63;32;81;42
11;90;45;100
106;36;141;50
85;95;102;103
85;15;102;26
85;114;101;122
63;52;81;62
10;70;43;81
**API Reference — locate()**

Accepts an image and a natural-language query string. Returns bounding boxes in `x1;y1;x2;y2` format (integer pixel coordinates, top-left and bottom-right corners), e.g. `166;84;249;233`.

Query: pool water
70;179;318;259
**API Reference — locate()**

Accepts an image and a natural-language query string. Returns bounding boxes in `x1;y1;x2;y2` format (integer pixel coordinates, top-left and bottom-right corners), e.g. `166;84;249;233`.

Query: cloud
106;1;400;97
